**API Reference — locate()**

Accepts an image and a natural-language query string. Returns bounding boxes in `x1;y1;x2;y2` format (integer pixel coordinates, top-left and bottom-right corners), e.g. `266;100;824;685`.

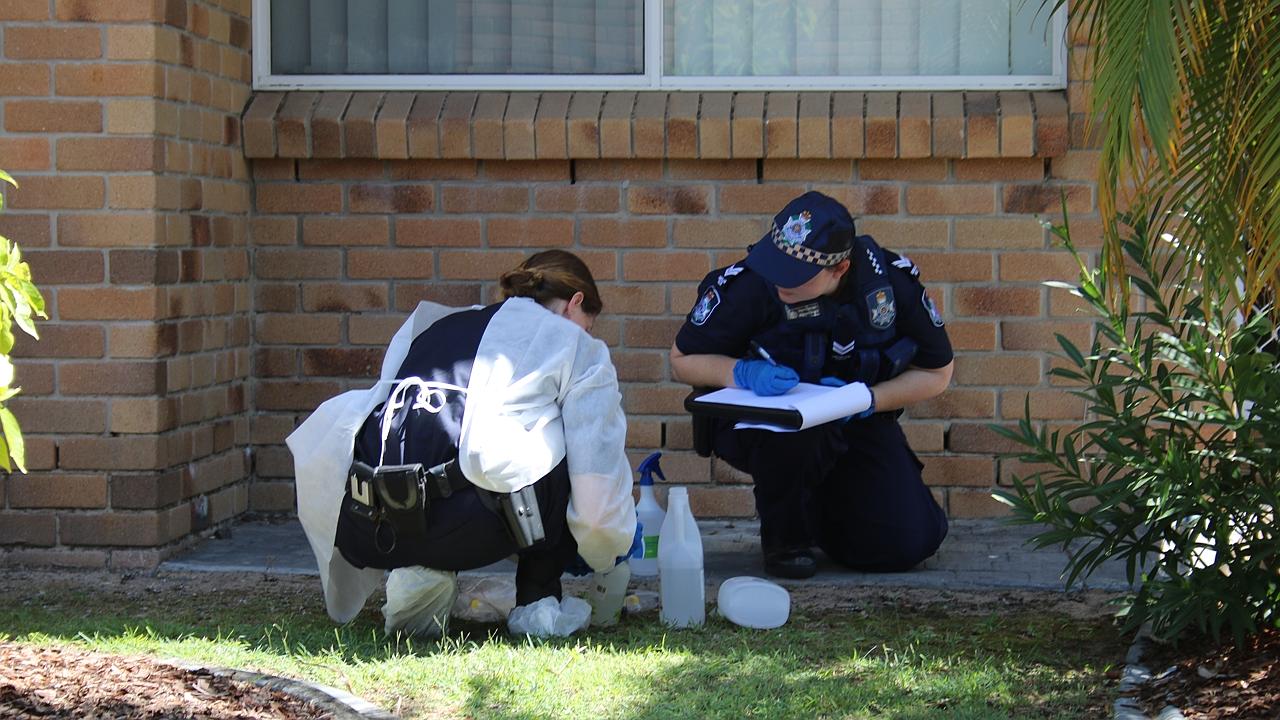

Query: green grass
0;575;1122;719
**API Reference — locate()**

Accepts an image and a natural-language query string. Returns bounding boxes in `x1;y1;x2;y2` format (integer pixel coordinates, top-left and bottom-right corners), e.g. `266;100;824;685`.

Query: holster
495;483;546;550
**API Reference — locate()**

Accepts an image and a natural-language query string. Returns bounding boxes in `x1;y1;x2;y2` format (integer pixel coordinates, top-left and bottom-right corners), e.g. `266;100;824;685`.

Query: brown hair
499;250;603;315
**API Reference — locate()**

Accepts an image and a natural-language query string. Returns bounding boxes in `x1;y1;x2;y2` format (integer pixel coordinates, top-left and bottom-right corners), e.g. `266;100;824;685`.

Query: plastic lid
716;576;790;629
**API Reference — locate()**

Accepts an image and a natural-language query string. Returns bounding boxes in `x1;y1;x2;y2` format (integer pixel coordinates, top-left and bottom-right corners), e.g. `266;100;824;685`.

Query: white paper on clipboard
691;381;873;432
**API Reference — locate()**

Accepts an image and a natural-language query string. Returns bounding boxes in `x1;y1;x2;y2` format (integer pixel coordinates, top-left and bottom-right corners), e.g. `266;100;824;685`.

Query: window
254;0;1067;90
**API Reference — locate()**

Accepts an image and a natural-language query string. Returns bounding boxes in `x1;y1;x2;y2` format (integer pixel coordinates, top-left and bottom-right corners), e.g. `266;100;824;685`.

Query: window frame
252;0;1068;92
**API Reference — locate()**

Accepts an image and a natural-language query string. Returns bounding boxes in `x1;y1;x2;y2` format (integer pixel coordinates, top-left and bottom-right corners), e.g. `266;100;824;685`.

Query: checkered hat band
771;226;852;267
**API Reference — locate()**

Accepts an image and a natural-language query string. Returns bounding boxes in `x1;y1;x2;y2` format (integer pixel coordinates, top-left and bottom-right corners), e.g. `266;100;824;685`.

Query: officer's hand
733;360;799;396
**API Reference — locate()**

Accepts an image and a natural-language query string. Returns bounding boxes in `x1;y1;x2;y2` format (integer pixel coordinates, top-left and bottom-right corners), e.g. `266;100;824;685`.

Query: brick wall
0;0;253;568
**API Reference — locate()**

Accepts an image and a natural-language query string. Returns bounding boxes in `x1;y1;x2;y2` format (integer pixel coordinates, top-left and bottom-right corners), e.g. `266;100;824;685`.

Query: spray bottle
630;451;666;577
658;486;705;628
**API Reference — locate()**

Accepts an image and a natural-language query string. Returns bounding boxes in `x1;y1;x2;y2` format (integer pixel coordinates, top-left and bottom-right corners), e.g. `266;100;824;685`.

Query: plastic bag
382;566;459;638
507;596;592;637
452;575;517;623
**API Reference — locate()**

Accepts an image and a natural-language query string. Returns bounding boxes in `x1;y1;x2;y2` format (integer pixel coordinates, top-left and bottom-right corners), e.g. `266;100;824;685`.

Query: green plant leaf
0;406;25;473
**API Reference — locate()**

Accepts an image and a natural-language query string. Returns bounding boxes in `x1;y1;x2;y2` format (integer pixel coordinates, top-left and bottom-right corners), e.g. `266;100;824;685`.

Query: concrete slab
163;518;1136;592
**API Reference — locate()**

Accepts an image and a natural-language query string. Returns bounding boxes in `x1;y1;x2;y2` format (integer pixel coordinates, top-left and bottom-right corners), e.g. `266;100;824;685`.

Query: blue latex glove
819;377;877;420
564;521;643;576
733;359;799;396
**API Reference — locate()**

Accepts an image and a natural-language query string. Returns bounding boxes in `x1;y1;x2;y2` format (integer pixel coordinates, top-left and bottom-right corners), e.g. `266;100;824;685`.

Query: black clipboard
683;389;804;430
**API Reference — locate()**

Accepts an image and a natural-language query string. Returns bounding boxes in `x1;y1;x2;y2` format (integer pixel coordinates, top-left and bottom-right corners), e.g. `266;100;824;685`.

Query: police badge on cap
744;191;855;288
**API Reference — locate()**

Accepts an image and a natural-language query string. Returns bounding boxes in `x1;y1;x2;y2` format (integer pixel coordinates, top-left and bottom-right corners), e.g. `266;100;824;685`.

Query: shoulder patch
691;286;721;325
867;287;896;329
922;290;944;327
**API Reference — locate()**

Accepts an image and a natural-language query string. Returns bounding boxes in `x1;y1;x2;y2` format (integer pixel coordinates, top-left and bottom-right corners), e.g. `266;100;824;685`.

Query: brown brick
1000;252;1081;282
0;0;49;20
922;456;995;487
854;219;948;250
1;214;52;248
375;91;414;160
0;513;55;545
622;318;686;349
575;159;662;181
302;217;389;247
274;91;317;158
697;92;731;160
598;91;635;158
817;185;900;215
906;185;995;215
534;186;618;214
302;348;382;378
393;283;483;312
466;91;506;159
953;354;1040;385
56;0;163;21
483;161;569;182
719;185;805;215
795;92;831;159
666;160;752;182
12;324;104;359
55;64;162;97
954;287;1040;317
343;92;382;158
248;481;296;513
864;92;897;158
59;212;164;249
686;485;754;518
762;159;853;182
623;251;710;281
904;252;990;282
440;186;528;213
577;218;664;248
0;62;50;96
59;509;189;547
110;397;175;434
534;92;570;160
0;138;50;171
1001;320;1092;351
858;160;945;181
911;388;995;419
1000;92;1034;157
628;186;710;215
831;92;864;158
946;321;996;351
302;283;389;312
632;92;666;158
567;91;603;159
955;218;1046;249
500;92;537;160
8;396;105;434
60;360;165;395
256;314;341;345
673;218;761;249
1003;184;1093;215
23;250;100;285
5;100;101;133
1034;92;1070;157
439;91;476;158
1001;389;1086;420
7;175;102;210
255;249;341;280
345;250;431;280
249;217;297;246
109;470;183;510
731;93;764;159
622;383;689;414
108;324;177;358
394;218;481;248
932;92;964;158
256;380;343;412
387;160;474;181
300;91;347;158
898;93;931;158
598;285;665;316
487;217;573;248
764;92;797;158
948;488;1011;518
7;473;107;508
438;250;527;280
965;93;999;158
6;26;100;60
58;288;162;320
255;184;342;213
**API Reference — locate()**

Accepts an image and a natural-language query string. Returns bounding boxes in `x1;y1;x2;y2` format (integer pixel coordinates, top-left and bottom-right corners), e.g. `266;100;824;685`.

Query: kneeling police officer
670;191;952;579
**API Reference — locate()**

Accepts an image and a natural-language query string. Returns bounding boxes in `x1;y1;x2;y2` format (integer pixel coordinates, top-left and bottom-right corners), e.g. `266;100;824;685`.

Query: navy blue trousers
714;414;947;572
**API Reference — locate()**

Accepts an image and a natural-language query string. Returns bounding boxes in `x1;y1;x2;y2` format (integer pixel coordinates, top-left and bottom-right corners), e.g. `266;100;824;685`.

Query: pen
750;341;778;366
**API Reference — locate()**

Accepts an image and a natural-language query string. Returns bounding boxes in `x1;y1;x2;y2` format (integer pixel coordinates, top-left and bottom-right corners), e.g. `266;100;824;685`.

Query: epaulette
891;255;920;278
715;264;745;287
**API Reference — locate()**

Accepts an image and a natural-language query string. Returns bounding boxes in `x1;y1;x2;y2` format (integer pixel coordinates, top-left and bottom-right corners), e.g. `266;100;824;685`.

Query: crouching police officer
670;191;952;579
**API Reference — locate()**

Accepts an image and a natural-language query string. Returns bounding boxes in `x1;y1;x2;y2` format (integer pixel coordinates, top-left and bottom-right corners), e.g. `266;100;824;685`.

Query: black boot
763;547;817;579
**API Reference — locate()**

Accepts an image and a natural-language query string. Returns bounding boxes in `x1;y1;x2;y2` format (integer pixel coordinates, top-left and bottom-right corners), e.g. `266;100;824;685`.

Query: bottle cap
716;576;790;629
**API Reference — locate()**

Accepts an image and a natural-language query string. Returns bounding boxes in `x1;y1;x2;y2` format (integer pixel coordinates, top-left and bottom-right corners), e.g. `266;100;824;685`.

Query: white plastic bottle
631;452;666;577
658;487;705;628
587;562;631;627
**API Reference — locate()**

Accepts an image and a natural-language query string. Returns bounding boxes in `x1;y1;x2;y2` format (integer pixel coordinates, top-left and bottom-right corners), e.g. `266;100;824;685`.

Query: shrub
0;170;47;473
995;209;1280;643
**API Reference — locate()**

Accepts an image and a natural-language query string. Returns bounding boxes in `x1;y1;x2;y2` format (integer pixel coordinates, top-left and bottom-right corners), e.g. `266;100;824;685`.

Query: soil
1129;626;1279;719
0;642;333;719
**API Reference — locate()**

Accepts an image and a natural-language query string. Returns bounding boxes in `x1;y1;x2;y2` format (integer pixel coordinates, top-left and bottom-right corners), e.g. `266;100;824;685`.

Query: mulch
0;642;334;719
1130;626;1279;719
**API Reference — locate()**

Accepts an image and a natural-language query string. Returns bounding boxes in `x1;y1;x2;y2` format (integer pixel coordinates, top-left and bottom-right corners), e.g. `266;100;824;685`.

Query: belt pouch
373;464;428;539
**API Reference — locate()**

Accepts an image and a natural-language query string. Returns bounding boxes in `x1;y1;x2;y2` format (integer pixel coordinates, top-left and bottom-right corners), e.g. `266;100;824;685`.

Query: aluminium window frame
252;0;1068;92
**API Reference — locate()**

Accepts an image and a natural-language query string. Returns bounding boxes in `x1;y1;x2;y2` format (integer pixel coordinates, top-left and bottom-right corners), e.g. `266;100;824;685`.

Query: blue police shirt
675;242;953;378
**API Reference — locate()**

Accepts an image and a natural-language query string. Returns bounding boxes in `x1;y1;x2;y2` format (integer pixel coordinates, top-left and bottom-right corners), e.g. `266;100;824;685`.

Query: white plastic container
658;487;705;628
631;452;666;577
587;562;631;627
716;576;790;629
